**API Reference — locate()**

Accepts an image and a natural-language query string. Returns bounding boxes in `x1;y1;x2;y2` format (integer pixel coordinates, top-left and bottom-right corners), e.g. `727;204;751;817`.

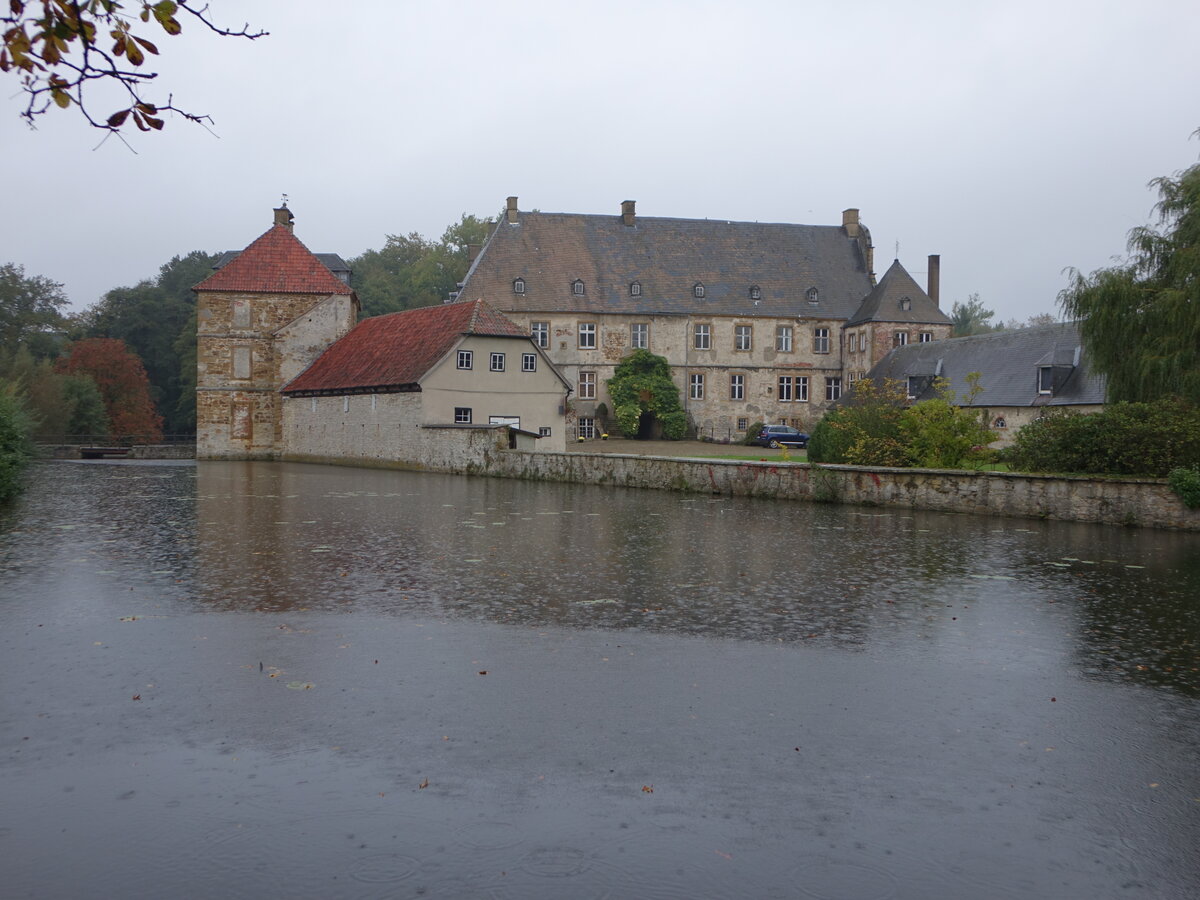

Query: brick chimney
927;254;940;306
467;244;482;266
273;205;294;232
506;196;519;225
842;208;860;238
621;200;636;226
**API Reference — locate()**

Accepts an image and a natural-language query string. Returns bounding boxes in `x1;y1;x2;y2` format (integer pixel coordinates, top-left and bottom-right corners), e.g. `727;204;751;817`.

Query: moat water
1;460;1198;899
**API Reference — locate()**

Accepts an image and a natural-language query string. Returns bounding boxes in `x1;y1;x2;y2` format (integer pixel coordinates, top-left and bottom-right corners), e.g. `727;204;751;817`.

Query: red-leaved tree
56;338;162;441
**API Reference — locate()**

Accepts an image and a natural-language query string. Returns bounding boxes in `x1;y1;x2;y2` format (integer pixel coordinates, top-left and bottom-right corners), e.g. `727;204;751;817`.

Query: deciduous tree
1059;152;1200;403
950;294;998;337
56;337;161;440
0;262;68;359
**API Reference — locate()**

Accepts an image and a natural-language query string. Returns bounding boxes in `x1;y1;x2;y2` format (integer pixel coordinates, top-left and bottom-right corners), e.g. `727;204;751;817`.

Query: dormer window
806;287;819;305
900;297;912;311
572;279;585;296
630;281;642;297
749;285;761;300
693;283;706;299
1038;366;1054;395
513;278;525;295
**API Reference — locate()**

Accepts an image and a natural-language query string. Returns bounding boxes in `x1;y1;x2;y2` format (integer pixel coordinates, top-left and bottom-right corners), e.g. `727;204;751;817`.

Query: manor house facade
456;198;953;439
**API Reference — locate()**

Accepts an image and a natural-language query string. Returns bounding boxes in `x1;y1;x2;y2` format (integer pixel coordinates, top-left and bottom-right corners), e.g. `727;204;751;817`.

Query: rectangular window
693;323;711;350
689;373;705;400
1038;367;1053;394
776;325;793;352
343;396;350;413
737;417;749;431
457;350;473;369
454;407;472;423
907;376;920;400
522;352;537;372
579;371;597;399
531;321;549;348
893;331;909;348
796;376;810;402
490;352;506;372
825;377;842;401
777;376;793;402
813;328;830;354
630;322;648;349
232;346;251;379
371;394;377;411
919;331;933;343
578;416;596;438
848;333;857;353
578;322;596;349
735;324;752;351
730;374;745;400
539;426;552;437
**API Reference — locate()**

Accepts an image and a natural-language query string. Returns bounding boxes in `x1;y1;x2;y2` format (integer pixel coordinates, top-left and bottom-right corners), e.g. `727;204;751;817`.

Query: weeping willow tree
1059;149;1200;403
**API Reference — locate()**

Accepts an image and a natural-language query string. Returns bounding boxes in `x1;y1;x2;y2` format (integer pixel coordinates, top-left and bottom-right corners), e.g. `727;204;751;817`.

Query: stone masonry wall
479;452;1200;532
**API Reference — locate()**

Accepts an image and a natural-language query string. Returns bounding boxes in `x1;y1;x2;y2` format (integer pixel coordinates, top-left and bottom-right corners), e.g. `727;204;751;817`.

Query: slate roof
458;208;877;320
281;299;531;395
846;259;951;326
194;225;353;295
866;322;1107;407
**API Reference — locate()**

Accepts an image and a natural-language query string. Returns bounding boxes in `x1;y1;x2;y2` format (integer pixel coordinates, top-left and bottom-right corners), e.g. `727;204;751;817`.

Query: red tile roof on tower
282;299;528;394
194;224;353;295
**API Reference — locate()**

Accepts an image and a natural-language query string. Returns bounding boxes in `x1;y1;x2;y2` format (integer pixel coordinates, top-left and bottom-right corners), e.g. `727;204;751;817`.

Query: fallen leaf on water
418;778;429;789
641;785;654;793
715;850;732;860
132;694;141;701
478;670;488;675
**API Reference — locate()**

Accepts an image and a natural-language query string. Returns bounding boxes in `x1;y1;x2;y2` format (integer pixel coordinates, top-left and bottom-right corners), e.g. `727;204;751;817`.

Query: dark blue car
750;425;809;449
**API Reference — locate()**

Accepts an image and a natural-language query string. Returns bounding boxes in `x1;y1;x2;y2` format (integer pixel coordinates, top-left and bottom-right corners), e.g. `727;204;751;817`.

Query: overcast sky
3;0;1198;323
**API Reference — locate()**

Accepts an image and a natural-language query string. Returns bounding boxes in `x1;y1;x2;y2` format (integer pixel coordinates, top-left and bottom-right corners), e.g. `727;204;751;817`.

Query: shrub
1007;399;1200;476
1168;466;1200;508
807;379;907;465
606;350;687;440
0;381;34;503
741;421;764;445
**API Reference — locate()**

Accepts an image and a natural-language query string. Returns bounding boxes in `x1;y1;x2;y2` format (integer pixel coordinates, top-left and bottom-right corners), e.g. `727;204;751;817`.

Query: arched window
630;281;642;297
572;279;585;296
749;285;761;300
806;287;819;304
513;278;525;295
993;417;1007;429
693;283;706;298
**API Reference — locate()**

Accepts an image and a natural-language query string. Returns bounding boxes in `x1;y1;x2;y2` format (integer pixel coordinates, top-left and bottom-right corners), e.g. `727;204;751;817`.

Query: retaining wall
481;451;1200;531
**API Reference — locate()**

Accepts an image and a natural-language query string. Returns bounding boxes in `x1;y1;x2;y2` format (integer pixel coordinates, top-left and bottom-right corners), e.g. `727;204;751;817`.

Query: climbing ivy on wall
605;350;687;440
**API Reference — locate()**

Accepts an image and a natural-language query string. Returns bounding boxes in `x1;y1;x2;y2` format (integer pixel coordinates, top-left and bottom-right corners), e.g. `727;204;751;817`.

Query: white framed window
693;323;711;350
689;372;705;400
490;352;506;372
735;324;752;351
893;331;909;347
572;279;585;296
693;283;706;298
776;325;792;352
900;297;912;311
730;374;745;400
531;321;549;348
578;416;596;438
630;281;642;297
513;278;526;294
457;350;473;369
807;287;819;304
813;328;830;354
825;377;842;401
579;371;597;399
343;396;350;413
796;376;809;402
919;331;933;343
578;322;596;349
737;417;749;431
777;376;793;402
630;322;648;349
749;285;761;300
1038;367;1053;395
522;353;537;372
848;333;857;353
906;376;920;400
454;407;472;423
539;426;552;437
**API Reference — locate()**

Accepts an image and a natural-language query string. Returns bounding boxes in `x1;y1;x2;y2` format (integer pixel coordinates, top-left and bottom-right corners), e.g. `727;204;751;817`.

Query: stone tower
194;207;357;459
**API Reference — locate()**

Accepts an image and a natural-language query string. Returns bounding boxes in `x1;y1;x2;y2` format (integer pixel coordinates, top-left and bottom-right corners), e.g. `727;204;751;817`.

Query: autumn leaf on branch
1;1;266;134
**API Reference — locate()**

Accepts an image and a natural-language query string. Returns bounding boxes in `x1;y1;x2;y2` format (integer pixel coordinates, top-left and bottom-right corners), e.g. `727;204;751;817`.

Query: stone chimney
927;254;940;306
621;200;636;226
273;205;295;232
842;208;860;238
506;196;519;225
467;244;482;266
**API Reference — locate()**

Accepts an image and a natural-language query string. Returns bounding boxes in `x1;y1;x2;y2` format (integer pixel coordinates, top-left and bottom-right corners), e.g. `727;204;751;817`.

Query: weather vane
281;193;289;208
